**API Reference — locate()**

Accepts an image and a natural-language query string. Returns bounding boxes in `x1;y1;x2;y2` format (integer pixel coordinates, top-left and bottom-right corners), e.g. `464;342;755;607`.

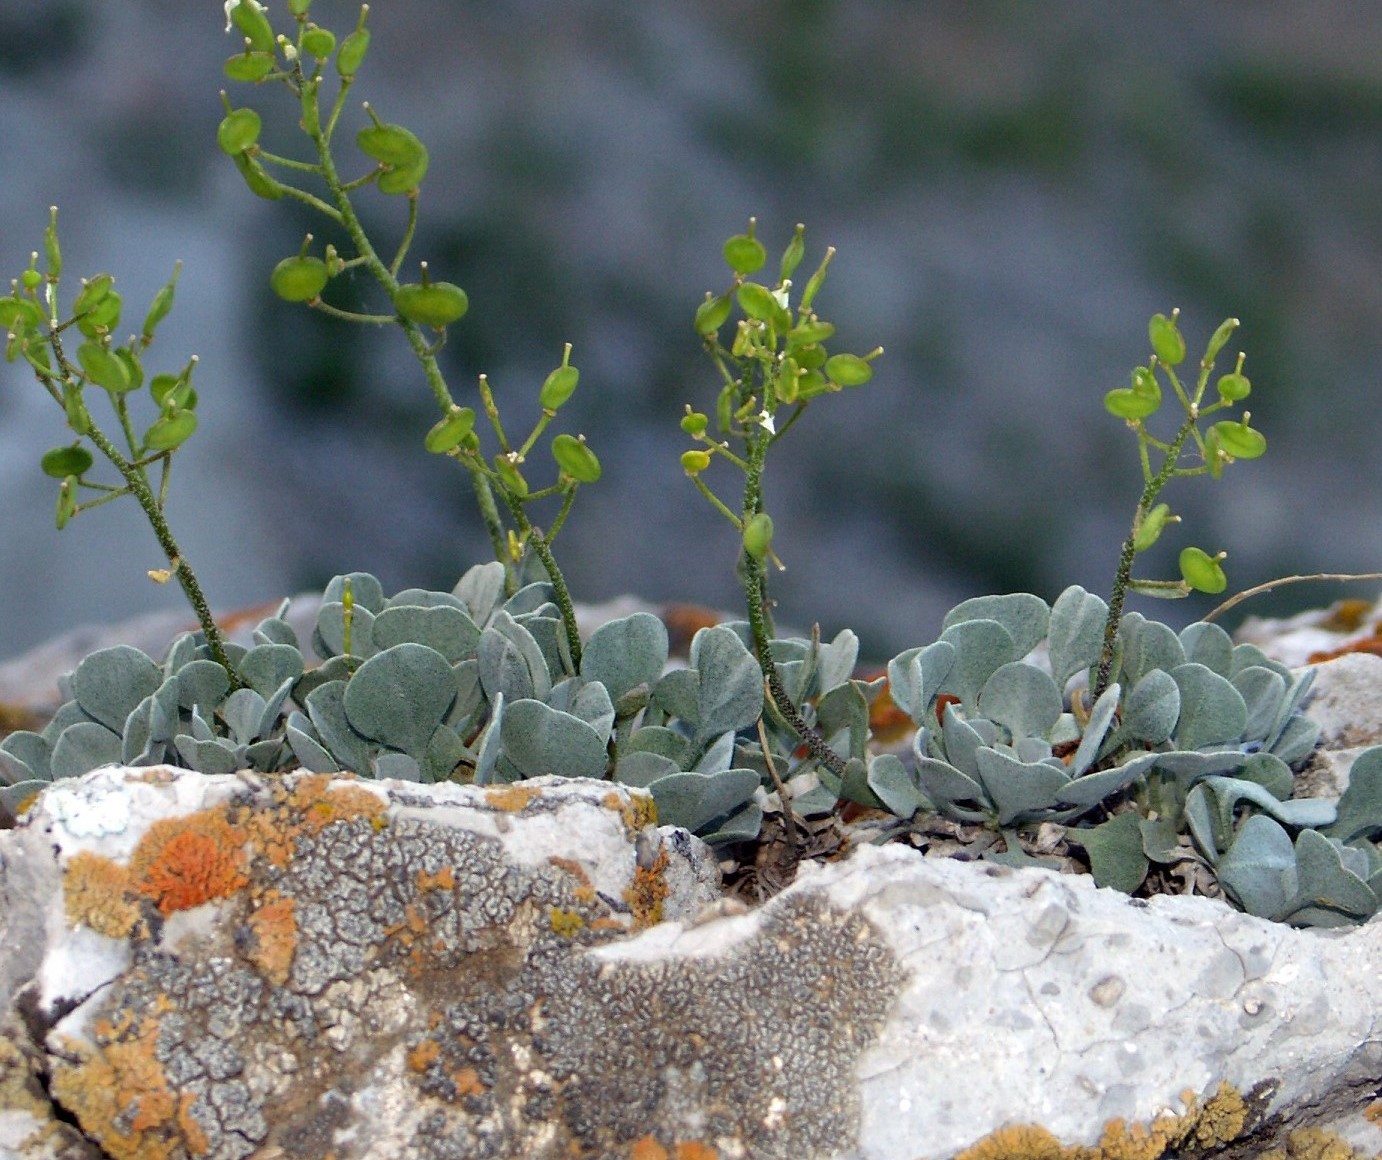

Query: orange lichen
1365;1100;1382;1124
245;889;297;985
485;784;538;812
674;1144;719;1160
241;774;389;868
956;1124;1066;1160
623;844;670;929
129;810;249;916
50;1017;207;1160
63;850;142;938
604;789;658;834
453;1066;485;1097
631;1139;670;1160
417;864;456;892
407;1038;441;1073
548;856;597;902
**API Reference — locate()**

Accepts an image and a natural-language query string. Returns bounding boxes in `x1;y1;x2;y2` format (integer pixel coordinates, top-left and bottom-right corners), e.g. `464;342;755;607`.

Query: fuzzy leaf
478;611;552;703
0;732;51;784
501;698;609;780
978;662;1062;740
1215;814;1296;918
974;746;1073;827
648;768;759;835
616;750;682;788
286;712;340;774
237;643;304;699
1047;586;1108;687
305;680;373;775
911;754;990;823
70;645;162;733
1079;810;1149;893
1180;620;1234;674
689;625;763;743
1118;615;1184;686
867;752;930;819
937;620;1017;710
580;612;668;704
1171;663;1248;749
323;571;386;612
1284;828;1379;924
886;640;955;725
371;604;481;663
344;643;457;757
1120;669;1180;746
1323;746;1382;844
453;562;507;626
942;593;1049;657
50;721;122;778
313;602;377;662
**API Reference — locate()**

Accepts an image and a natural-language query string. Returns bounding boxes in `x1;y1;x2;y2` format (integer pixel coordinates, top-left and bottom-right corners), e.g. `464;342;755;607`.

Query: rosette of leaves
0;564;782;847
864;586;1378;926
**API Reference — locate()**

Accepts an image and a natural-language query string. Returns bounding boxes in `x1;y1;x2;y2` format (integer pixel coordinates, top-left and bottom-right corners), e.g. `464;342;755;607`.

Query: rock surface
2;761;1381;1160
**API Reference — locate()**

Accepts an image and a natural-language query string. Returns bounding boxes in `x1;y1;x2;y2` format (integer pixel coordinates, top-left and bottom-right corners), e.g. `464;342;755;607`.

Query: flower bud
424;407;477;454
1132;502;1176;552
41;445;93;480
493;454;529;497
55;477;76;530
680;449;711;474
551;433;601;483
1202;317;1239;366
680;410;708;437
394;280;469;328
289;0;312;14
62;385;91;435
1179;546;1227;595
742;512;774;561
44;206;61;279
270;255;330;302
217;107;262;155
723;232;766;276
1148;311;1186;366
142;263;180;340
539;365;579;411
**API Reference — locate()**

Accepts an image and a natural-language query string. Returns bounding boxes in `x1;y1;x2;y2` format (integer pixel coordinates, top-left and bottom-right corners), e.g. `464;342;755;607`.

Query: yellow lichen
623;844;670;929
453;1066;485;1096
1260;1126;1377;1160
407;1038;441;1073
485;784;538;812
129;810;249;916
245;889;297;985
62;850;142;938
674;1144;719;1160
549;907;585;937
548;855;597;902
416;864;456;892
50;1017;207;1160
604;788;658;835
956;1124;1067;1160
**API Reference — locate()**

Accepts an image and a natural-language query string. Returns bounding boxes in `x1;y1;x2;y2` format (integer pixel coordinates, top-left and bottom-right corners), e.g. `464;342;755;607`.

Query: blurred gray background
2;0;1379;666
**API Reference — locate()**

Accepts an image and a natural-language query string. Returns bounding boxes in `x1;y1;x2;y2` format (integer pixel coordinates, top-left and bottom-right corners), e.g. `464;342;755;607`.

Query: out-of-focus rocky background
2;0;1379;665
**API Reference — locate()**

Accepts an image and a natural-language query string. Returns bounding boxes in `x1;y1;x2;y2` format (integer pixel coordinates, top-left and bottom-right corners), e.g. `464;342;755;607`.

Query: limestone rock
2;767;1381;1160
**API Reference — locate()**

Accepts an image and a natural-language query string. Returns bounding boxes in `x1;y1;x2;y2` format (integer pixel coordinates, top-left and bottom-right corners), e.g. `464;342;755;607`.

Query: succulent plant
863;585;1382;927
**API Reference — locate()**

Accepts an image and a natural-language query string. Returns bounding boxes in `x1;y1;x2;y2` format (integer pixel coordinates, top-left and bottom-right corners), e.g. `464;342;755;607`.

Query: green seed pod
72;274;113;316
539;365;580;411
44;207;61;279
777;358;801;404
75;291;121;340
680;449;711;474
217;107;262;155
742;512;774;561
394;281;469;328
301;25;336;59
270;255;330;302
20;268;41;291
716;383;734;432
1210;417;1266;459
224;51;277;83
424;406;477;453
787;320;835;349
1179;546;1227;595
1148;312;1186;366
115;348;144;392
493;454;529;497
779;223;806;281
825;352;873;387
551;433;601;483
41;445;93;480
680;410;708;437
1103;386;1160;420
336;27;371;77
1132;502;1175;552
77;341;132;394
141;263;180;340
794;369;828;400
723;233;767;276
55;478;76;530
144;410;199;452
376;155;429;195
289;0;312;15
0;296;44;334
233;152;286;199
230;1;276;53
357;119;426;167
1203;317;1240;366
1216;371;1251;403
735;282;781;324
62;384;91;435
694;293;732;337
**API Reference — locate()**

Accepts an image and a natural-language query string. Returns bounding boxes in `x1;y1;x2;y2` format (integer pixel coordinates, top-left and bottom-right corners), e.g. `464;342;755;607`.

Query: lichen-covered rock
2;768;1381;1160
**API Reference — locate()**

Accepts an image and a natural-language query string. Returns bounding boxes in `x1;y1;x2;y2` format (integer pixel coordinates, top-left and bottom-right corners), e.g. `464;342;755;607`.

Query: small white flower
771;279;792;310
758;409;776;435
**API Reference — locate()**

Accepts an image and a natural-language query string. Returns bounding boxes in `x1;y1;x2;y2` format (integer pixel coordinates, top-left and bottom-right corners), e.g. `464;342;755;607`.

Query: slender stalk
1093;416;1199;701
1202;573;1382;624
